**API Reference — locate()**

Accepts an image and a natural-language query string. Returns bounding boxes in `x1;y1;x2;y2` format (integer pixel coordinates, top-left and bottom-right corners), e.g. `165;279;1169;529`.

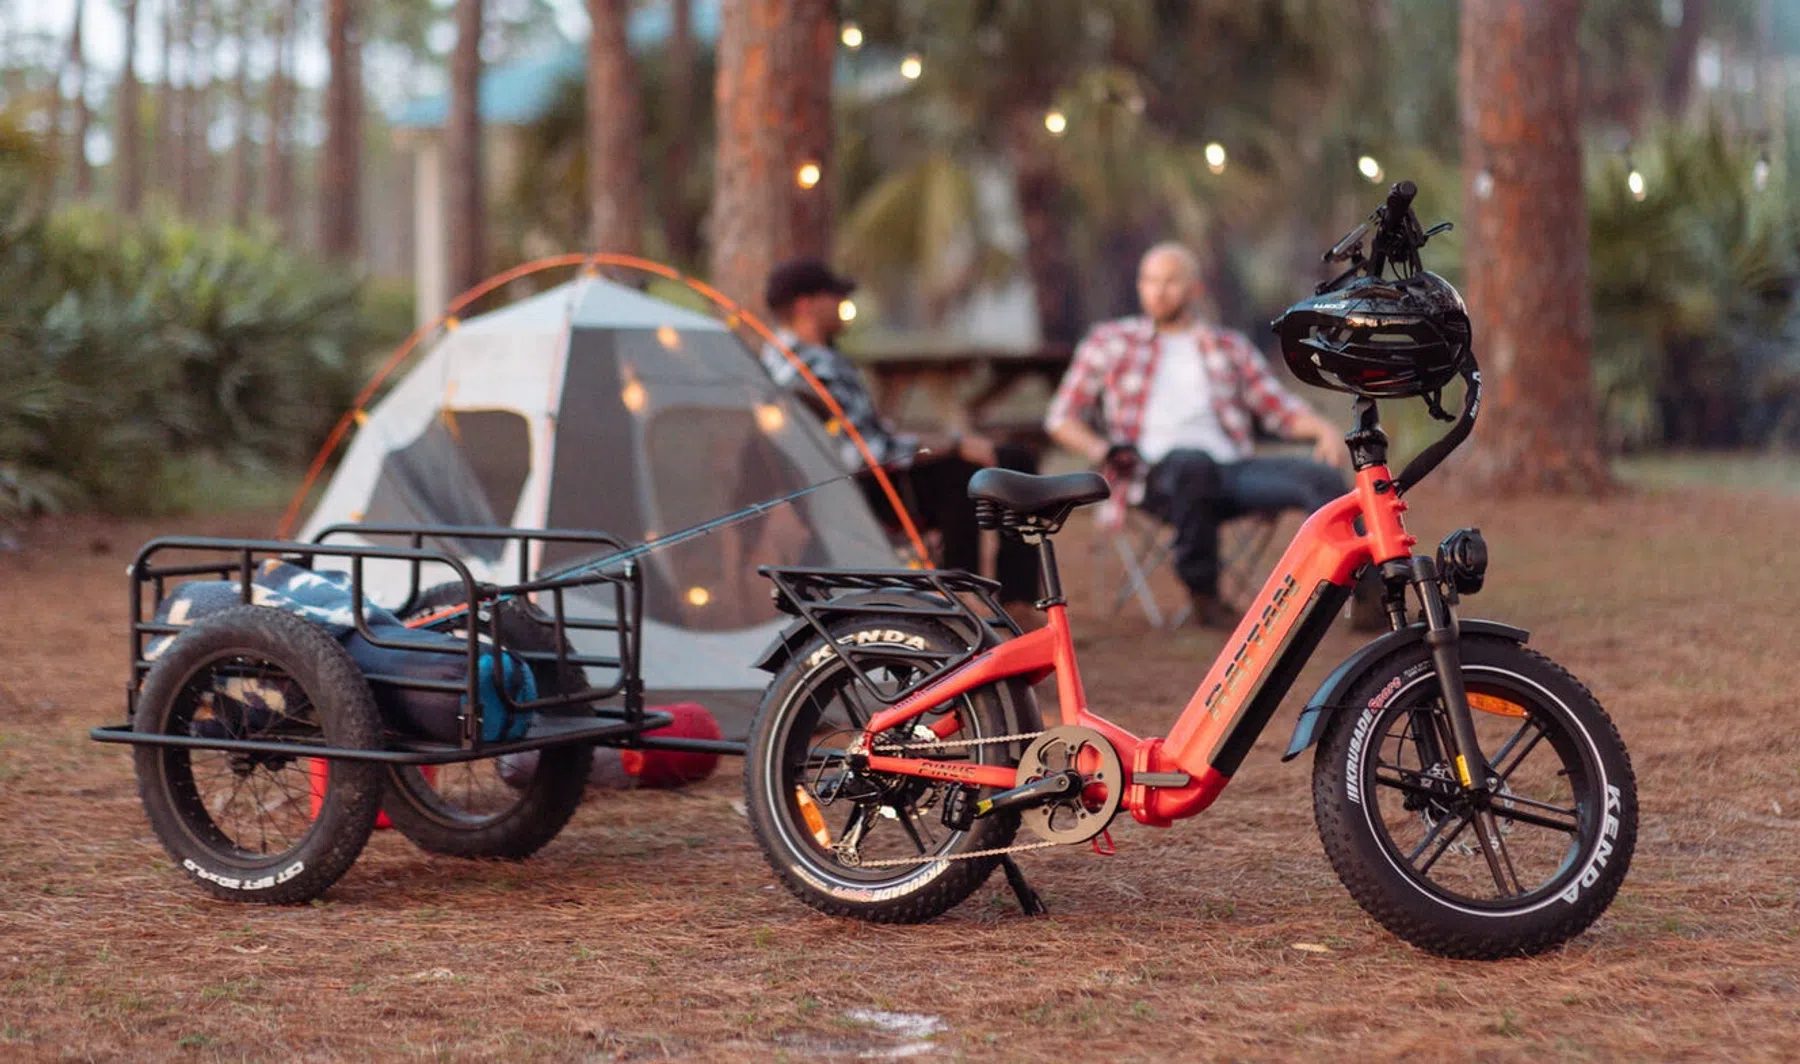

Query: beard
1150;300;1193;328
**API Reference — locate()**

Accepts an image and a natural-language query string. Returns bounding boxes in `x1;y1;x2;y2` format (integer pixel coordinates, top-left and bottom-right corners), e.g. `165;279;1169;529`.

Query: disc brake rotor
1016;726;1122;846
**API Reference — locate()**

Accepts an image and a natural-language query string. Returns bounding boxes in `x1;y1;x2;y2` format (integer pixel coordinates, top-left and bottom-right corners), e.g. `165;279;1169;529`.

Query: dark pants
1141;450;1346;598
863;444;1040;603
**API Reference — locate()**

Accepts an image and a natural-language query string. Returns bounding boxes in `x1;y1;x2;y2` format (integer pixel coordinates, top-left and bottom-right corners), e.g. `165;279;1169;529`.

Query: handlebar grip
1384;180;1417;224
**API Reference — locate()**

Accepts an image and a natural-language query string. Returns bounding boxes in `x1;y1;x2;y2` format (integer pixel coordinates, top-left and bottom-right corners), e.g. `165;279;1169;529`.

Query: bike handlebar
1382;180;1417;231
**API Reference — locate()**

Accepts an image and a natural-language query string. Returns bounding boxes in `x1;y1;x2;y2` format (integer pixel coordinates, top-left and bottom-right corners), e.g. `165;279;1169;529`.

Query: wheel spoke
895;808;930;854
1373;769;1452;803
1416;813;1473;873
1471;811;1516;898
1495;724;1547;783
1492;799;1580;835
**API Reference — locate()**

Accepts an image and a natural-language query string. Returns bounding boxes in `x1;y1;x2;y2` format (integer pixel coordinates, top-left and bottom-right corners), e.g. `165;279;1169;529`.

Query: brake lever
1421;221;1453;243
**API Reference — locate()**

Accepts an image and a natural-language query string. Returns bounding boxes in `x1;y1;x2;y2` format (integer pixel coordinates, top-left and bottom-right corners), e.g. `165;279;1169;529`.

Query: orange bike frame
857;464;1417;827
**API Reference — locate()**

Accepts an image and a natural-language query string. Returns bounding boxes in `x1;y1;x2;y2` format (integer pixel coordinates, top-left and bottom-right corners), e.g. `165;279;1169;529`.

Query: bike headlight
1437;528;1488;596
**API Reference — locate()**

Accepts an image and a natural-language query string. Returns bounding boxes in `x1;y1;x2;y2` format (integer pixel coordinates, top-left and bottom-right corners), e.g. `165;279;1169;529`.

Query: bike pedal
1091;828;1116;857
940;785;976;832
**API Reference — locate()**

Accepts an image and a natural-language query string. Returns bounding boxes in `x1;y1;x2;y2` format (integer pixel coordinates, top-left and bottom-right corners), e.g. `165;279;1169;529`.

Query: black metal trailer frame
91;524;746;762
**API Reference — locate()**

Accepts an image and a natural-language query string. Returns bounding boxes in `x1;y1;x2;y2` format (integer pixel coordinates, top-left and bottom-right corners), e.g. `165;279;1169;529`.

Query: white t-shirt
1134;328;1244;465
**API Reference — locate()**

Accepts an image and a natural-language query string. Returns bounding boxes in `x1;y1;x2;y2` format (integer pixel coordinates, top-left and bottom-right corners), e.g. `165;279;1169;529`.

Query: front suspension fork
1411;556;1514;884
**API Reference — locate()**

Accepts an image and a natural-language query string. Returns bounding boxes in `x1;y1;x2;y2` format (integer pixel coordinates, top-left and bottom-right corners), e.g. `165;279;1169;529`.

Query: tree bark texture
67;0;92;198
157;0;176;203
446;0;487;296
708;0;835;315
116;0;143;213
320;0;362;259
229;0;254;227
1459;0;1606;492
1004;110;1082;346
662;0;701;265
585;0;643;256
175;0;202;216
263;0;297;238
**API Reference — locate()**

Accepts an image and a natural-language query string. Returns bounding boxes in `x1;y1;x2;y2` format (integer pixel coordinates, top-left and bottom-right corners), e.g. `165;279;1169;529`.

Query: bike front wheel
1311;635;1637;959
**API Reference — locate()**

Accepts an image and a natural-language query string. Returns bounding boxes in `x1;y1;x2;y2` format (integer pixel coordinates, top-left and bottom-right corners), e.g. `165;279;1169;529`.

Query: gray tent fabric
299;277;897;737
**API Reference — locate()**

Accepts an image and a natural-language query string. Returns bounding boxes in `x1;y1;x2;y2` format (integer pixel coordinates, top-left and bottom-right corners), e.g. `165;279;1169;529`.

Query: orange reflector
1469;692;1528;718
795;787;832;847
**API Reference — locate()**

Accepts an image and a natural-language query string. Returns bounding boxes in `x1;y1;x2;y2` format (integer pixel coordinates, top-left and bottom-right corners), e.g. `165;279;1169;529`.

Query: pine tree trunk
662;0;701;265
1004;109;1082;346
708;0;835;314
446;0;486;296
1458;0;1606;492
1660;0;1709;117
68;0;92;199
263;0;297;237
156;0;175;203
229;0;254;227
175;0;199;215
319;0;362;260
585;0;642;256
116;0;143;213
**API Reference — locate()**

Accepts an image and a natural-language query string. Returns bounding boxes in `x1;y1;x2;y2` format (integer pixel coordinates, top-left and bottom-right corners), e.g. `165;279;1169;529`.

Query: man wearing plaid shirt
1046;243;1360;629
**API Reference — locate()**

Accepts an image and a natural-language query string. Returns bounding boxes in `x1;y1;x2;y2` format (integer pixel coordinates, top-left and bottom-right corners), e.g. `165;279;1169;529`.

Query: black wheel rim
766;649;989;885
1358;666;1606;912
386;756;538;828
157;650;325;865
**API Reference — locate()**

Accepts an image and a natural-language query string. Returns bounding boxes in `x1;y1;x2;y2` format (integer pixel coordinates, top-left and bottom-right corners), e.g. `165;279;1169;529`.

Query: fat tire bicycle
743;182;1637;959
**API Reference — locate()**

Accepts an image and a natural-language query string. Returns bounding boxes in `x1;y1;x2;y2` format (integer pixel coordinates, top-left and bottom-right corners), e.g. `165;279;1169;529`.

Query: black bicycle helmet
1271;271;1472;399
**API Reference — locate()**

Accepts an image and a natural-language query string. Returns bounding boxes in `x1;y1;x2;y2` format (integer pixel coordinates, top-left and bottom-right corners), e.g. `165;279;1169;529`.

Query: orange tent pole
278;254;932;565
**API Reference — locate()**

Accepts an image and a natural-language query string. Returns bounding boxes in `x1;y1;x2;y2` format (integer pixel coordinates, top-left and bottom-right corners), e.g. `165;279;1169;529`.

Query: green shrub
1;119;410;521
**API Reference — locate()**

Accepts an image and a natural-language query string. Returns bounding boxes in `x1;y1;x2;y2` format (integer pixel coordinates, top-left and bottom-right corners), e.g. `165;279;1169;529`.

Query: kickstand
998;854;1047;917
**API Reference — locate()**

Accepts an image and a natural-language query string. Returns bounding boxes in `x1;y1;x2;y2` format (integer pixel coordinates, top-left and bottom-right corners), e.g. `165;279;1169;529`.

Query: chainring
1016;725;1123;846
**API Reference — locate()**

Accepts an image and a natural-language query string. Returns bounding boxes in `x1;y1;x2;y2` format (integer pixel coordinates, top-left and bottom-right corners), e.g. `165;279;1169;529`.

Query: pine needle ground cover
1;481;1796;1062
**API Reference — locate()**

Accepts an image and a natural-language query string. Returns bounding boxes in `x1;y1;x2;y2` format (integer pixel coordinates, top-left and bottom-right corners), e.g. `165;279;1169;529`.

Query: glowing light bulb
620;379;646;413
1753;156;1771;190
795;161;822;189
1627;169;1646;200
1358;155;1384;182
1204;142;1227;174
755;404;786;433
1044;110;1067;136
900;54;923;80
837;299;857;323
840;22;863;49
655;325;680;350
685;586;711;607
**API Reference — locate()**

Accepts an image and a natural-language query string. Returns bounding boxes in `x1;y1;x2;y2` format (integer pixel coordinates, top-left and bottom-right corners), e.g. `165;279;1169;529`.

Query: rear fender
1281;618;1529;762
750;590;1040;737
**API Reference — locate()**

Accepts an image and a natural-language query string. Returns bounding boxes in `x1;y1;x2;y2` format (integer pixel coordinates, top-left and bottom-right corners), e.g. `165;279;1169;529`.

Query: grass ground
2;476;1798;1062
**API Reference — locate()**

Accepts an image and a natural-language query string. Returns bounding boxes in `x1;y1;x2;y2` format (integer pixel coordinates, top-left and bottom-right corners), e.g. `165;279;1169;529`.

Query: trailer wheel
132;606;385;904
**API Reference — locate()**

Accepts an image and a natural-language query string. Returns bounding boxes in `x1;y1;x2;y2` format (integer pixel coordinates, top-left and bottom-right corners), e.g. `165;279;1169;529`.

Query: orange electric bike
743;181;1637;959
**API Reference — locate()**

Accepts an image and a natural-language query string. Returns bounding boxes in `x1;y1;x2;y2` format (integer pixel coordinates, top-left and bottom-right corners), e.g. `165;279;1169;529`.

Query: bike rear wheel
745;615;1033;923
1312;635;1637;958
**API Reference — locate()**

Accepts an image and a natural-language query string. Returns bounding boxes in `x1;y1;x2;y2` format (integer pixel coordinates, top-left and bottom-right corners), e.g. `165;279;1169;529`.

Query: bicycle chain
838;728;1075;867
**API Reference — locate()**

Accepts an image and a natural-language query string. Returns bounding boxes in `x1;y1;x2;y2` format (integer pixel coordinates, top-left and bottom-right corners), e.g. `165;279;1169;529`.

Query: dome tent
298;275;898;738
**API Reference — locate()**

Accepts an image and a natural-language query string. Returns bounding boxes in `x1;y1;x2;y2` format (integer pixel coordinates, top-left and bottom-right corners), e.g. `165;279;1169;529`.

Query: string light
1753;153;1771;190
795;160;822;189
1627;168;1646;200
840;22;863;49
1358;155;1384;182
685;587;711;607
1044;110;1067;136
838;299;857;322
1203;142;1227;174
900;54;923;80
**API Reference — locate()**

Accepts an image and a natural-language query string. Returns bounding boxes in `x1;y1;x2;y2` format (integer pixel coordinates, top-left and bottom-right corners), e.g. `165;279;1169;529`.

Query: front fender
1280;618;1529;762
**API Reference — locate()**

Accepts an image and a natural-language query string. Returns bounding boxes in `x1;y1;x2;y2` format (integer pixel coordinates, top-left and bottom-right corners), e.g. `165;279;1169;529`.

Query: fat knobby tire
746;614;1031;923
377;582;592;860
1311;635;1638;959
133;605;385;904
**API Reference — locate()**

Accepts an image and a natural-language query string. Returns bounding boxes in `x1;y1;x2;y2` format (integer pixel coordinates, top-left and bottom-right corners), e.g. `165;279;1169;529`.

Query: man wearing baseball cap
759;257;1041;619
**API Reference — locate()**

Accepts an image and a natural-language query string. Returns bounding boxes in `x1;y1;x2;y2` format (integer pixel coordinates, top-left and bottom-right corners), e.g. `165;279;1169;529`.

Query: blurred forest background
3;0;1799;523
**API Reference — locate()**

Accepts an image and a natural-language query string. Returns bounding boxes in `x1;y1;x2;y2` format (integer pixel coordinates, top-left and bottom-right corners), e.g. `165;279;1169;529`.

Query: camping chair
1103;507;1283;629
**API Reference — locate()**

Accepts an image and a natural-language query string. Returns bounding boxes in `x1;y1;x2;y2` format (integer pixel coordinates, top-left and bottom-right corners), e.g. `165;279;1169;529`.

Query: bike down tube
1134;464;1416;826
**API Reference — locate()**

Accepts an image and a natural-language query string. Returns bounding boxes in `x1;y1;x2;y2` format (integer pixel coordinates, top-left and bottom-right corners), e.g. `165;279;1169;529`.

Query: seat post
1034;536;1065;607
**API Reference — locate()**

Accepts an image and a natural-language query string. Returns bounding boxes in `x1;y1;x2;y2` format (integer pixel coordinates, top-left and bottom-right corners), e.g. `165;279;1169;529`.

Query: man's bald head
1137;242;1203;327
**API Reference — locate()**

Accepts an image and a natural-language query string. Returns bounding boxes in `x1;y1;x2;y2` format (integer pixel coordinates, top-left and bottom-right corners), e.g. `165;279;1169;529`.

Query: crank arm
974;771;1079;818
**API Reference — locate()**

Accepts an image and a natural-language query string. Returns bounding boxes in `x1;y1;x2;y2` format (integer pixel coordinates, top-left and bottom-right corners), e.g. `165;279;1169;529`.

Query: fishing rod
404;450;935;627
